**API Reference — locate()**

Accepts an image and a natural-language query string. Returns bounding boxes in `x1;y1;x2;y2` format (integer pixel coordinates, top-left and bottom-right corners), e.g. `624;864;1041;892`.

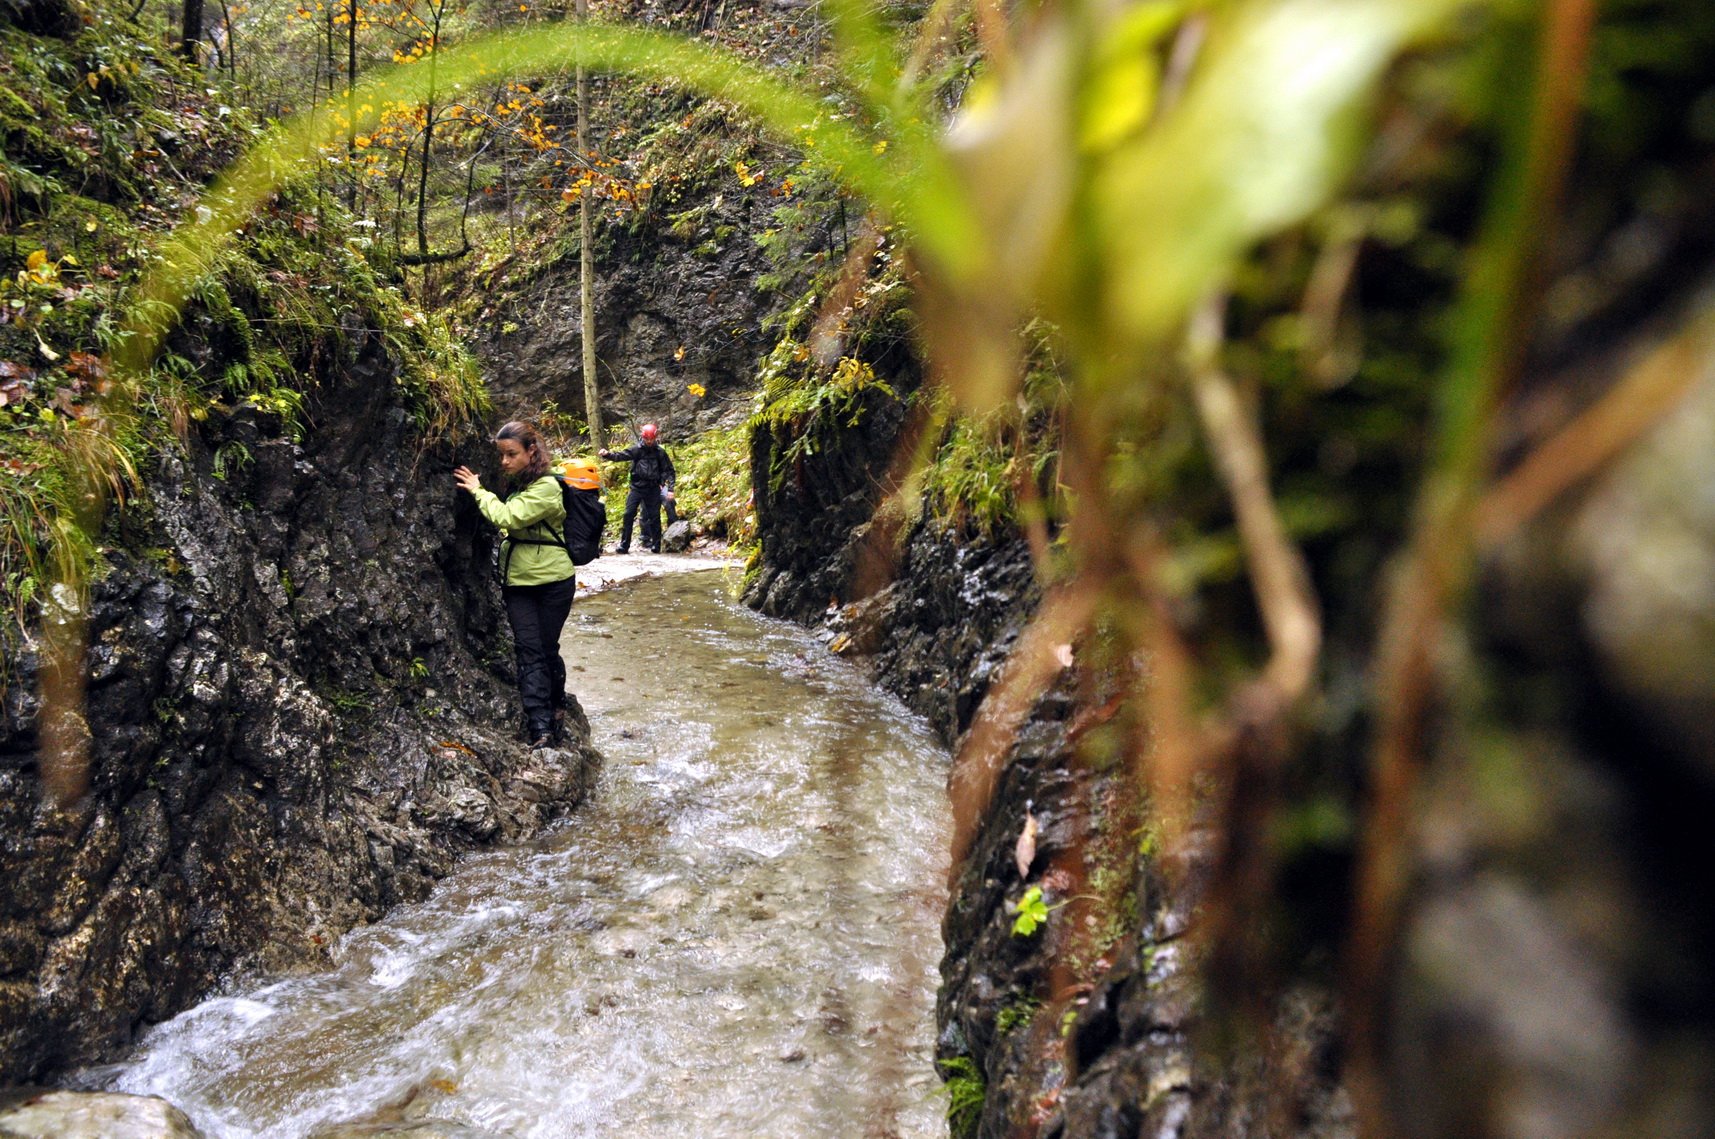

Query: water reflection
85;572;951;1138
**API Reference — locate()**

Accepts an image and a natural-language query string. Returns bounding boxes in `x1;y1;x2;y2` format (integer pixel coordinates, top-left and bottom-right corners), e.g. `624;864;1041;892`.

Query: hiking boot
614;546;629;555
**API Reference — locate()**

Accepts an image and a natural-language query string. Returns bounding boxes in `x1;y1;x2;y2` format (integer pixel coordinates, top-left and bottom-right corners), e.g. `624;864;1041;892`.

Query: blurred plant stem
1349;1;1598;1132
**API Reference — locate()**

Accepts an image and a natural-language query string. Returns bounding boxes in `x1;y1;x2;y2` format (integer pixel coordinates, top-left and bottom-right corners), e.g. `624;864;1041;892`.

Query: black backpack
554;474;605;566
503;474;604;572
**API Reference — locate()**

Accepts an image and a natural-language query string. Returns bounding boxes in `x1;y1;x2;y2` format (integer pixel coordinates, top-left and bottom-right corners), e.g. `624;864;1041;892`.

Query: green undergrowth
747;252;911;496
668;422;756;555
442;27;811;332
920;337;1068;539
746;238;1073;544
441;0;871;418
1;7;485;668
441;82;793;408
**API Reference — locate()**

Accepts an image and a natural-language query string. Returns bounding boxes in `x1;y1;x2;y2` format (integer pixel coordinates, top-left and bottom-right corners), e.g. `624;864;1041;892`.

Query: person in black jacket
599;422;677;553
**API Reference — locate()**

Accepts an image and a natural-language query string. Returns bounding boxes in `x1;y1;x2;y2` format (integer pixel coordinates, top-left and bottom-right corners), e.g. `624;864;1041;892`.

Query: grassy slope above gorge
1;0;483;660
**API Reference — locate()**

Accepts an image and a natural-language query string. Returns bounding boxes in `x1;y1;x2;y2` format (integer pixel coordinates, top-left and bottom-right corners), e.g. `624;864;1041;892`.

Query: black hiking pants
621;482;663;552
503;576;576;739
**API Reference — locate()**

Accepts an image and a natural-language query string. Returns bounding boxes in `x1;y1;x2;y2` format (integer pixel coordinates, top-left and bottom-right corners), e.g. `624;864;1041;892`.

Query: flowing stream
82;568;952;1138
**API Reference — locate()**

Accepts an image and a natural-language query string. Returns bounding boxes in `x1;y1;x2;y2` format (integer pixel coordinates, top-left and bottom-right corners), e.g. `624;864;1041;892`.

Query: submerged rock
307;1122;505;1139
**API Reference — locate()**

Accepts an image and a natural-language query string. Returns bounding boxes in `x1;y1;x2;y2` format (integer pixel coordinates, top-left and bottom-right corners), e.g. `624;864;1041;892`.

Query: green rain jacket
471;475;575;586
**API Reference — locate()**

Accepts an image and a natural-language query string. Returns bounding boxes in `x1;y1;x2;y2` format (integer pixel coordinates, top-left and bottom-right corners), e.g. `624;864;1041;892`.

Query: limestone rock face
742;384;912;627
465;189;780;441
0;342;600;1083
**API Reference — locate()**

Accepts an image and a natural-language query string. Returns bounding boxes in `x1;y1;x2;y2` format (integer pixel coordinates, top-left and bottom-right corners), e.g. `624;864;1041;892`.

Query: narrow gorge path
78;566;952;1139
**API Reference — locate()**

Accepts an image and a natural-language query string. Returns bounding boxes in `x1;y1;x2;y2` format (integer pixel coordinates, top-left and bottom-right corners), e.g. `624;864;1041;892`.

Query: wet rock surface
0;340;599;1083
0;1088;205;1138
742;386;911;627
660;519;694;552
0;0;80;36
830;529;1038;745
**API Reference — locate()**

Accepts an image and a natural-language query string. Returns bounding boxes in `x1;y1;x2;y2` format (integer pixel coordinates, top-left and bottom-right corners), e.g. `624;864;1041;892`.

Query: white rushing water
80;569;952;1138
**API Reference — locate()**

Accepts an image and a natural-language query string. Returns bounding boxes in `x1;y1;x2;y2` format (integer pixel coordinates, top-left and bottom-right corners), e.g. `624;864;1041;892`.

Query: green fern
938;1056;986;1139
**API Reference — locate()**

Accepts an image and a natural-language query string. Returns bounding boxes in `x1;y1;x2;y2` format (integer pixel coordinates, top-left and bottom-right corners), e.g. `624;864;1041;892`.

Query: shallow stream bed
81;568;952;1138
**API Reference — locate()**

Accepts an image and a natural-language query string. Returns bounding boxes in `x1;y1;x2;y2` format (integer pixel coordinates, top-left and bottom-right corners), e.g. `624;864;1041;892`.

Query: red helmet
640;423;659;442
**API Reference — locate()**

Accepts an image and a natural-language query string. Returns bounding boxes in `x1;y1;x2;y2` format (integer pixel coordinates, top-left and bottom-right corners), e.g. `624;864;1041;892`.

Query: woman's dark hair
494;420;551;480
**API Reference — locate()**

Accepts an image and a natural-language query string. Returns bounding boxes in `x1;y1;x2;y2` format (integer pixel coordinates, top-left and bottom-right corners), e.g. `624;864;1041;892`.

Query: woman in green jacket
454;420;575;748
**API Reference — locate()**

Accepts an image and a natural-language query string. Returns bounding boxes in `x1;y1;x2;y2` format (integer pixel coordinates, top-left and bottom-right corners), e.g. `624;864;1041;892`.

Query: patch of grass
326;689;373;714
1;17;485;673
996;995;1043;1036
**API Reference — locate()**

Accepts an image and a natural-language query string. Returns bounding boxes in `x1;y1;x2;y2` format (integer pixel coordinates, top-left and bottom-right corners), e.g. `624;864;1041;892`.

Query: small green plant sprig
1010;885;1060;937
1008;885;1105;937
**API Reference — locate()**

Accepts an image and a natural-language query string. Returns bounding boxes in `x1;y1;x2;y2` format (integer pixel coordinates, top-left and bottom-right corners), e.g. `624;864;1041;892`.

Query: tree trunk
416;101;435;258
307;24;322;185
179;0;205;63
415;8;442;259
576;0;602;448
346;0;358;211
392;132;409;254
214;0;235;81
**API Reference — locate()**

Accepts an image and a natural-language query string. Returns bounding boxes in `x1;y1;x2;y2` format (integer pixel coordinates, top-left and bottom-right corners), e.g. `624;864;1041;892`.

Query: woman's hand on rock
453;466;480;494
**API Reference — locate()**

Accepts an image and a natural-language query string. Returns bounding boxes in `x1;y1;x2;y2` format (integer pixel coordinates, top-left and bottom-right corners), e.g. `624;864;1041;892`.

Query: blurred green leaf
1091;0;1468;348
